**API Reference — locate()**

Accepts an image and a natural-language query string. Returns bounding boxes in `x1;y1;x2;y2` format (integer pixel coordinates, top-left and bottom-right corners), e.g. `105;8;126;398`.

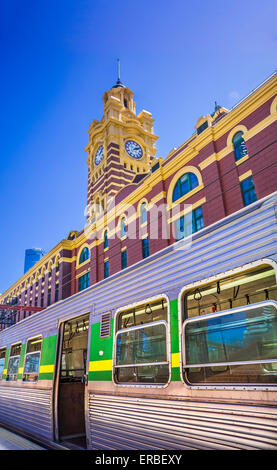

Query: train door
54;314;90;449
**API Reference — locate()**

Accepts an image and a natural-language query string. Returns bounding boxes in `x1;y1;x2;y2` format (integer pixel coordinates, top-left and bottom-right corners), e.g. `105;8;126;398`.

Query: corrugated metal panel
0;386;53;441
0;195;275;449
0;194;276;347
88;394;277;450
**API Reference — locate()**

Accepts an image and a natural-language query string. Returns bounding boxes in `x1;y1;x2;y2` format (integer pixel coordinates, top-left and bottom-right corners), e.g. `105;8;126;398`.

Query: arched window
48;262;52;277
140;202;147;225
232;131;248;161
104;230;108;249
172;172;199;202
79;247;89;264
121;217;127;238
55;256;60;272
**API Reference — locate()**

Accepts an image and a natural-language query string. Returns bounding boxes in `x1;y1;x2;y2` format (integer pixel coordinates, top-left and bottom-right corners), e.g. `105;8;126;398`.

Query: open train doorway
55;314;90;449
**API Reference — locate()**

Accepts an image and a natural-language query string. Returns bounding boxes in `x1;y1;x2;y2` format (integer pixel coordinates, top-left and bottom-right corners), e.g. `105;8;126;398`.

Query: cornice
86;117;158;151
163;73;277;173
2;239;75;298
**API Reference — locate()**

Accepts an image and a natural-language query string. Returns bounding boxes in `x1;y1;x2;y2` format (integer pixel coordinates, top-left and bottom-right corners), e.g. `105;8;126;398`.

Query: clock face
125;140;143;159
94;145;104;165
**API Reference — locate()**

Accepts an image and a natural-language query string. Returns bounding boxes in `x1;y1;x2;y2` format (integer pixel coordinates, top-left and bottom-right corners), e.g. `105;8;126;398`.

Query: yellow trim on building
167;166;204;205
226;124;248;147
76;243;91;267
235;154;249;166
198;153;217;170
168;197;206;224
270;95;277;115
1;74;276;303
197;111;277;171
167;184;204;211
239;170;253;182
76;267;90;279
1;240;74;300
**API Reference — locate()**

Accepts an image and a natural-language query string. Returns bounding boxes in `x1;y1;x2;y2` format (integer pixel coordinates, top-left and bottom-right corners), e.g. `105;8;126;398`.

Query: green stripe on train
17;343;26;380
88;319;114;381
38;335;57;380
1;347;10;380
88;299;181;382
170;299;181;381
1;298;181;383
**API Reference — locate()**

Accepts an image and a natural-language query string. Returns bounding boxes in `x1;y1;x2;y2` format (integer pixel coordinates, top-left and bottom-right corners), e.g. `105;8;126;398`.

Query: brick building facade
1;71;277;316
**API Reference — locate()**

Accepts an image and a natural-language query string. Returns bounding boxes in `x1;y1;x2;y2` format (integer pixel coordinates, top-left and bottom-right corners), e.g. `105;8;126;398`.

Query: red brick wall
12;91;277;310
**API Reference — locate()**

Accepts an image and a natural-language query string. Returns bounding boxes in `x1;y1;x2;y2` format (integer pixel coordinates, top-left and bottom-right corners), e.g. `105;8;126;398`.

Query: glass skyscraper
24;248;44;274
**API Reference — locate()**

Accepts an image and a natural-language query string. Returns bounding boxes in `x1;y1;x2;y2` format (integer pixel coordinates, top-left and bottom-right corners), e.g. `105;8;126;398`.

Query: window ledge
77;257;90;268
168;183;204;211
235;154;249;166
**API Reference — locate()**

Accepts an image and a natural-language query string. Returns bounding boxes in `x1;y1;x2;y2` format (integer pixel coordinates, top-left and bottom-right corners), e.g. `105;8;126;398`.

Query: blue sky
0;0;276;294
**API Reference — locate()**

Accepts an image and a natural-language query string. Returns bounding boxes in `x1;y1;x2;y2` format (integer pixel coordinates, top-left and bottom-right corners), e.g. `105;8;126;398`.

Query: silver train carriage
0;192;277;450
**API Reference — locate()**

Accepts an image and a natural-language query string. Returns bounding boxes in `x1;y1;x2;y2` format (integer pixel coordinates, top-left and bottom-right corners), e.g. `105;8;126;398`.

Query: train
0;191;277;450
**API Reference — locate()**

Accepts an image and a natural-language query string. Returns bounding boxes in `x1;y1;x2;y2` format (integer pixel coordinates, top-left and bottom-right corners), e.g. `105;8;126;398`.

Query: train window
0;348;6;380
114;298;170;385
22;337;42;382
184;265;277;319
183;301;277;385
6;343;21;381
60;315;89;382
117;298;167;330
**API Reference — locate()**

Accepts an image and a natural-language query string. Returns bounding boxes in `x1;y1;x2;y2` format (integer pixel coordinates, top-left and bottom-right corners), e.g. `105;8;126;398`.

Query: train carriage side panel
38;334;57;381
170;298;181;382
0;193;277;448
89;317;114;383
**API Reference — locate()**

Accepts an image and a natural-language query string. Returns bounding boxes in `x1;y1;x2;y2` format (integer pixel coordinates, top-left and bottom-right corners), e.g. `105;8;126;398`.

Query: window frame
0;347;7;380
121;249;127;270
172;172;199;203
112;294;171;388
240;176;257;207
120;217;127;239
79;246;90;265
140;202;148;225
232;131;248;162
142;236;149;259
182;300;277;368
175;206;204;241
6;342;22;382
104;229;109;249
22;336;42;383
78;272;90;292
178;259;277;390
104;260;109;279
55;283;59;302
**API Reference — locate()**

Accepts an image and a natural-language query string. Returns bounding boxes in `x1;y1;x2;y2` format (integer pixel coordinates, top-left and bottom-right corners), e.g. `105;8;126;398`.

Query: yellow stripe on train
88;354;180;373
39;365;55;374
89;360;113;372
171;352;180;368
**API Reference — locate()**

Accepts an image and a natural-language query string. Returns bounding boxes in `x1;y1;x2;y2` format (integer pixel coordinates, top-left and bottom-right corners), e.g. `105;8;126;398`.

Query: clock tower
85;71;158;219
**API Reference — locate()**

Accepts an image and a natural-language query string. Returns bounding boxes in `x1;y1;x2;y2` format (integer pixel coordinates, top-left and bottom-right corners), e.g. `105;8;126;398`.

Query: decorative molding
239;170;253;182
